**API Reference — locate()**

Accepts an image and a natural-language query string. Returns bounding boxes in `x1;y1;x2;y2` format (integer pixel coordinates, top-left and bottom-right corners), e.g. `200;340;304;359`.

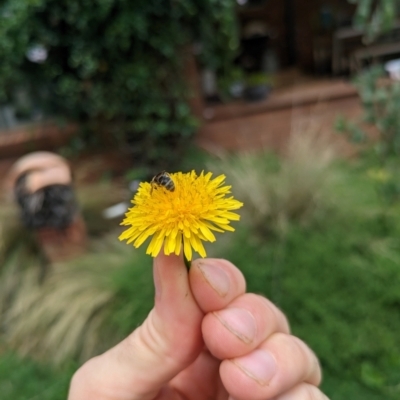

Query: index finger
189;258;247;313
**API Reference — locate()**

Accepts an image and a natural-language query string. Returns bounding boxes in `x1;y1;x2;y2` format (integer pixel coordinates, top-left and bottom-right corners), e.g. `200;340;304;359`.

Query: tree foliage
350;0;399;42
0;0;238;163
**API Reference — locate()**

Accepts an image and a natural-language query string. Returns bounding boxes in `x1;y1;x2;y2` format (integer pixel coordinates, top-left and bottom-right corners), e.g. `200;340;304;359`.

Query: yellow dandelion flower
119;170;243;261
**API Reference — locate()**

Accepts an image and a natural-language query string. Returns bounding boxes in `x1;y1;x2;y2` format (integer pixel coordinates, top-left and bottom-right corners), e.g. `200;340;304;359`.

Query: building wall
238;0;356;73
293;0;356;72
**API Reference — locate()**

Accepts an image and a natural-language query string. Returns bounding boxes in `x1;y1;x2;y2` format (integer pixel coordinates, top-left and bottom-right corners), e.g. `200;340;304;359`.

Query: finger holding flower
69;170;327;400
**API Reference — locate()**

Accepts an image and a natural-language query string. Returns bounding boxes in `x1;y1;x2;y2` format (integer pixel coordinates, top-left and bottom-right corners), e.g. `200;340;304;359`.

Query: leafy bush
0;0;238;164
355;67;400;158
351;0;399;43
336;66;400;203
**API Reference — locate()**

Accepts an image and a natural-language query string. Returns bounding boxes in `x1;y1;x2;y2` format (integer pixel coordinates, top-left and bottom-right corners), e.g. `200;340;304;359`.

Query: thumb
68;253;204;400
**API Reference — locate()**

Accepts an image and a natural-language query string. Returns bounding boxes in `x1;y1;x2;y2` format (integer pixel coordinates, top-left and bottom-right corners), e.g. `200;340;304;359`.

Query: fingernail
197;261;230;297
214;308;256;343
233;349;277;386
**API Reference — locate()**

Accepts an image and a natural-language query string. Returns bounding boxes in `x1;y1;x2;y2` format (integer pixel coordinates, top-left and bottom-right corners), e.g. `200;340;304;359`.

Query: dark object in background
6;151;87;264
14;173;78;229
244;72;272;102
240;35;270;73
244;84;271;102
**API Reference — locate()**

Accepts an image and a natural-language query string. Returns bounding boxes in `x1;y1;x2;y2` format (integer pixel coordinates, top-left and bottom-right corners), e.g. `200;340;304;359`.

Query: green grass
214;205;400;399
0;352;75;400
1;147;400;399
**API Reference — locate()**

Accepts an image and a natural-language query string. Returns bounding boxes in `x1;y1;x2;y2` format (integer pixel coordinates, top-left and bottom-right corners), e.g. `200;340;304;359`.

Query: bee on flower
119;170;243;261
150;171;175;193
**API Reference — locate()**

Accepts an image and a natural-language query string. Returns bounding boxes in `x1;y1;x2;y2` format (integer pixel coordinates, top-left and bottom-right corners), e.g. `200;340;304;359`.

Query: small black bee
150;171;175;193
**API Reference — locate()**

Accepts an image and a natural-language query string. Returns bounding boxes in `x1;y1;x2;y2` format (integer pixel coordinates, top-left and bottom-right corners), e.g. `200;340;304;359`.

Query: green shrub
354;67;400;158
0;0;238;164
351;0;399;43
336;65;400;203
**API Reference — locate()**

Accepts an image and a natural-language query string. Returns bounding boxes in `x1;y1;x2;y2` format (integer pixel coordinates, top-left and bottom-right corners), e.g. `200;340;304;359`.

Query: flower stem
184;256;191;271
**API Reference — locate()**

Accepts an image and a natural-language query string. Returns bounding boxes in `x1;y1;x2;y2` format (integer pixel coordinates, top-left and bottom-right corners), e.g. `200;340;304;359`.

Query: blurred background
0;0;400;398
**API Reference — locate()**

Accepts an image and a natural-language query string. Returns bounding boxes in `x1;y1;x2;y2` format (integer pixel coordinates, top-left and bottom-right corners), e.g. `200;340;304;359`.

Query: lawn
0;142;399;399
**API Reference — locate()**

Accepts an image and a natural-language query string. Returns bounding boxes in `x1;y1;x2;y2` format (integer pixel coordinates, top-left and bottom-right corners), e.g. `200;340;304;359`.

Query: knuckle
68;356;99;395
272;383;329;400
243;294;290;331
266;333;321;385
257;296;291;334
272;332;303;356
290;336;321;384
303;383;329;400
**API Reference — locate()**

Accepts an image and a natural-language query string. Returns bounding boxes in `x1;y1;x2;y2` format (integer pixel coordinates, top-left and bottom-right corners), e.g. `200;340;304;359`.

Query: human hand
68;253;327;400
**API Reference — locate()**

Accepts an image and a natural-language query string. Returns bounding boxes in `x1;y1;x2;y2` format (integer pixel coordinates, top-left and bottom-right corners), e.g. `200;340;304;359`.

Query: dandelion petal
119;170;243;261
183;235;193;261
